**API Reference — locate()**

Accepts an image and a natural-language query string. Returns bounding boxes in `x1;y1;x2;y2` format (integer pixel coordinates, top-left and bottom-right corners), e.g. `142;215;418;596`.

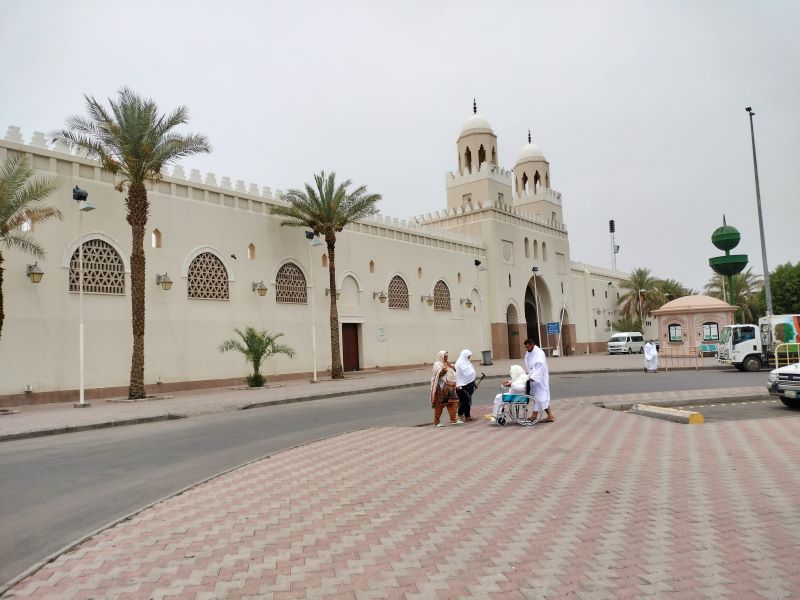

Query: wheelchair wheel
496;414;508;427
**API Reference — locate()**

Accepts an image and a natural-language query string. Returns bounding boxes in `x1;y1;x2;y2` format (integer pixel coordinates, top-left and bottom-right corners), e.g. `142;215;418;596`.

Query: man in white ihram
643;340;658;373
523;339;555;422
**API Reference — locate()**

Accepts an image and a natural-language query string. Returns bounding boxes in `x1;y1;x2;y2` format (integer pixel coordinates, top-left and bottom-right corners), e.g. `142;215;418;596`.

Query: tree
618;267;664;323
761;262;800;315
219;327;295;387
612;316;642;333
704;266;763;323
52;87;210;398
0;154;61;338
655;278;695;302
270;171;381;378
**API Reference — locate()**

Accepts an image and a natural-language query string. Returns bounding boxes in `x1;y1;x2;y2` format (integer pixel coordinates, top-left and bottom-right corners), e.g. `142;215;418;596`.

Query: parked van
608;332;645;354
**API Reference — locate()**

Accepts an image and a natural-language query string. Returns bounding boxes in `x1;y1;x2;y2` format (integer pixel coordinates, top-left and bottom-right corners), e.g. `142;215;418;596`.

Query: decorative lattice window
187;252;229;300
69;239;125;295
275;262;307;304
388;275;409;309
433;280;451;311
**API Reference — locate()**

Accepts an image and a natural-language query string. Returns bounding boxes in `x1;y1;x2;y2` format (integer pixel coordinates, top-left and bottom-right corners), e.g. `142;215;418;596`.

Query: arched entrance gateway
506;304;521;359
525;275;553;351
560;308;574;356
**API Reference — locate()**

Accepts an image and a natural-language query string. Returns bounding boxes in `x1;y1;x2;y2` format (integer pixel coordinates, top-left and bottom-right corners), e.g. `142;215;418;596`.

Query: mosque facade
0;108;632;402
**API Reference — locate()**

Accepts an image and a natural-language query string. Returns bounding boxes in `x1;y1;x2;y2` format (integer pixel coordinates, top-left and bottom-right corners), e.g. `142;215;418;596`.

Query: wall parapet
1;127;486;257
570;261;629;281
413;197;568;235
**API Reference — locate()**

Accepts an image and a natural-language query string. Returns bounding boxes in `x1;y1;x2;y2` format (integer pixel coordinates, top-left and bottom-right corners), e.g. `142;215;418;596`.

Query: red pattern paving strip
4;401;800;599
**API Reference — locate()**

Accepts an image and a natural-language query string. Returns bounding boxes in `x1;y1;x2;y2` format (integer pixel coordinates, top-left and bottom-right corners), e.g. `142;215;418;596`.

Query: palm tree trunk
326;236;344;379
0;251;5;339
127;183;149;398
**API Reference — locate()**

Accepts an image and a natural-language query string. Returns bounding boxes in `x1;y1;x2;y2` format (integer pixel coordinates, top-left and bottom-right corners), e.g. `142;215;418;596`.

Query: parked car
768;362;800;408
608;332;645;354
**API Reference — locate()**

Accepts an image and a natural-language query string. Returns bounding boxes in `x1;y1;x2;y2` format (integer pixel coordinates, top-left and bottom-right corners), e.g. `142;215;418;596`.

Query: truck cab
718;324;762;371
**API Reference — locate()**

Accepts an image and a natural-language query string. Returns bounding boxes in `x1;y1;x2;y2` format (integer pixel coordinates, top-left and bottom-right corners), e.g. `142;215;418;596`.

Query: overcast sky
2;0;797;291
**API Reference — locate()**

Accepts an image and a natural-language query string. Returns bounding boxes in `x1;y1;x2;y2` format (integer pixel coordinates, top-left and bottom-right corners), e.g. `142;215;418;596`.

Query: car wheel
743;356;761;372
780;396;800;409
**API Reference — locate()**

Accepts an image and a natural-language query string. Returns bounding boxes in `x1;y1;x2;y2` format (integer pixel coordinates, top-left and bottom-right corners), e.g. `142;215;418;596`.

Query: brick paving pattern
5;398;799;599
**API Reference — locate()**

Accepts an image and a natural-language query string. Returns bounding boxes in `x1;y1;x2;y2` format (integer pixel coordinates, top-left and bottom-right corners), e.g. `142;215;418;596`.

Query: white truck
717;314;800;372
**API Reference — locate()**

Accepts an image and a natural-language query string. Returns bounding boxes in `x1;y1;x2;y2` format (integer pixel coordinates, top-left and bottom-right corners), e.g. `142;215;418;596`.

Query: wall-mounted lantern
251;281;268;297
421;294;434;306
155;273;173;291
373;291;387;304
26;262;44;284
460;298;473;309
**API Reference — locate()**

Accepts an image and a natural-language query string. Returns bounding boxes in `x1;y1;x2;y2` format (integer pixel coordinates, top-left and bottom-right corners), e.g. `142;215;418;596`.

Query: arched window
433;280;451;311
542;242;548;261
478;145;486;170
275;262;308;304
151;229;162;249
417;266;422;279
457;272;461;283
387;275;409;309
508;274;512;287
247;242;255;260
369;260;375;273
69;239;126;295
524;237;530;258
491;147;497;164
187;252;229;300
534;171;541;194
464;147;472;174
522;172;528;193
668;324;683;342
322;254;328;268
545;172;550;188
533;240;539;260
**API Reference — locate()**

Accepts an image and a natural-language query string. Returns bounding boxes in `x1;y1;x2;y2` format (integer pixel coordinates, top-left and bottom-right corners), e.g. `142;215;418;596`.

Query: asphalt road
0;369;771;586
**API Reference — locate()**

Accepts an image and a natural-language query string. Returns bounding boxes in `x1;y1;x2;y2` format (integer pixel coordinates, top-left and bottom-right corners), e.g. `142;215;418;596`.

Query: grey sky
2;0;797;291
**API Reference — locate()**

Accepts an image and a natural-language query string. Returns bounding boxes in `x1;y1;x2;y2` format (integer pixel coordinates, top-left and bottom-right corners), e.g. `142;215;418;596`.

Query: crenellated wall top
570;261;628;281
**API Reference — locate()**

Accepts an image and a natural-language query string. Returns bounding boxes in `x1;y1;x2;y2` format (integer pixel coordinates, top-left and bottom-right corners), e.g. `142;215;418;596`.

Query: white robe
524;346;550;410
644;342;658;371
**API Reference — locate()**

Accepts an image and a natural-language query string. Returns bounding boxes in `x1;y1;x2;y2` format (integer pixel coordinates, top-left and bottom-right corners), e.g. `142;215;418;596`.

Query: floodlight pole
746;107;773;315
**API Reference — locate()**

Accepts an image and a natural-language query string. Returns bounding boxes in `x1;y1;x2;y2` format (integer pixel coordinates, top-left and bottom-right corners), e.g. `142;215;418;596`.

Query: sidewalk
0;354;724;442
3;392;797;599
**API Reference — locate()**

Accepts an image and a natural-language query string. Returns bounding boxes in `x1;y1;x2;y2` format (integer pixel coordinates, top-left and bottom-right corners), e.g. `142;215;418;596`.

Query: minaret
513;131;561;224
446;100;512;211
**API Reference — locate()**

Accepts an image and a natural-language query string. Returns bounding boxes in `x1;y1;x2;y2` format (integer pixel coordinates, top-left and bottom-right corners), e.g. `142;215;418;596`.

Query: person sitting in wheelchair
490;365;528;422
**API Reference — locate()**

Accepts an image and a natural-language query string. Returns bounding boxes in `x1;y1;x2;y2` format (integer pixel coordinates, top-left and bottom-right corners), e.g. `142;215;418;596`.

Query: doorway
342;323;360;372
506;304;520;359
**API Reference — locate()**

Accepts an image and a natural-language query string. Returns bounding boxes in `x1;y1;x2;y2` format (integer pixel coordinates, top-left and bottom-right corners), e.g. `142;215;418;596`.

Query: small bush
245;373;265;388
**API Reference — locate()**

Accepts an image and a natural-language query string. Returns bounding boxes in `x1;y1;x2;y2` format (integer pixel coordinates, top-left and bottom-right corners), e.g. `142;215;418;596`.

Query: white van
608;332;645;354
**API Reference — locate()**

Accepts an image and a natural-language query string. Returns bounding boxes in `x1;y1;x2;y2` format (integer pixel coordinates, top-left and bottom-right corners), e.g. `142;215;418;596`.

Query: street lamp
73;186;94;408
745;107;773;315
306;231;324;382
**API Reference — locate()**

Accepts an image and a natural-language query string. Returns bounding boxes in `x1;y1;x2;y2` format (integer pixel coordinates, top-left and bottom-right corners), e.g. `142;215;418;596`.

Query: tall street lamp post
306;231;324;382
745;107;773;315
73;186;94;408
532;266;541;346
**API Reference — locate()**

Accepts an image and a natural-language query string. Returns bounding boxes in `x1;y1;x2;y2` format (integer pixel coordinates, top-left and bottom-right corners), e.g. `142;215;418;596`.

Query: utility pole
746;107;773;315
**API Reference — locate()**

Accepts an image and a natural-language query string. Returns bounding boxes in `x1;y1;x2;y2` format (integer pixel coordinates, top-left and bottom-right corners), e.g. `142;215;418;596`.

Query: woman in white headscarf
491;365;528;422
430;350;461;427
455;349;477;422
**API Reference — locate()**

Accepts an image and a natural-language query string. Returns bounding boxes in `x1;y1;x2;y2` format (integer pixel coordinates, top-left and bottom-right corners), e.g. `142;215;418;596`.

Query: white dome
516;143;546;163
460;114;494;135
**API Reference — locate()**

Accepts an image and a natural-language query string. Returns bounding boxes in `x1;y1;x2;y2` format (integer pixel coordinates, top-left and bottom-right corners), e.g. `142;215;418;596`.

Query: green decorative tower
709;216;748;315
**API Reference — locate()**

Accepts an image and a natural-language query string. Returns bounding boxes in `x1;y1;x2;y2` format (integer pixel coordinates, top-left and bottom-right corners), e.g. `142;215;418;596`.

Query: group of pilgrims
429;340;555;427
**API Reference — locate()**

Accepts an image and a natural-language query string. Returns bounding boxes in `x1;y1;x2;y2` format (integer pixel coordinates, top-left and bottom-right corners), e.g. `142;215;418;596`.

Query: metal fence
660;346;703;371
774;343;800;368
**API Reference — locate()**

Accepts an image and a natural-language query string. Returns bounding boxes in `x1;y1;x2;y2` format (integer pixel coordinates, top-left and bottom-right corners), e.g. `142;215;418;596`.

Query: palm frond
1;231;46;258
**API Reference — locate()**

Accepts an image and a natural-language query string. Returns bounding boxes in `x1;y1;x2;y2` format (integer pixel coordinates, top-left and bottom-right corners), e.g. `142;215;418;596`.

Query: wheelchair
495;385;544;427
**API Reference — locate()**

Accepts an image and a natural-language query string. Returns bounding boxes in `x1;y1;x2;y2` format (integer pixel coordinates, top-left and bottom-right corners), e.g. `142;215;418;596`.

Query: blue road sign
546;322;560;335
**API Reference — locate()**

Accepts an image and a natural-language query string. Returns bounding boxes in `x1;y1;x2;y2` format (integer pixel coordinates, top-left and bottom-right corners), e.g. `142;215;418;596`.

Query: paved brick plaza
5;398;799;599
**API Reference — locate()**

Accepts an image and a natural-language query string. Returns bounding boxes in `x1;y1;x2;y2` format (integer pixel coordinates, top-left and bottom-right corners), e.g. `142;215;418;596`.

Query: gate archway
506;304;521;359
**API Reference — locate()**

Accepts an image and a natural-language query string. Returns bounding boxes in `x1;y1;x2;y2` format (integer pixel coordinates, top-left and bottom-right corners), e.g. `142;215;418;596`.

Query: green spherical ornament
711;224;740;252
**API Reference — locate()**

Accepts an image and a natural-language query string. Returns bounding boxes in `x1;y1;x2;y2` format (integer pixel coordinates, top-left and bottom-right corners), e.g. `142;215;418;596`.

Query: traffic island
629;404;704;424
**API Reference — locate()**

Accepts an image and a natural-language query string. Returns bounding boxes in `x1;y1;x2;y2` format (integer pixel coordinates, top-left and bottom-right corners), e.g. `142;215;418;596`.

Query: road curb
599;393;769;412
0;414;186;443
629;404;705;424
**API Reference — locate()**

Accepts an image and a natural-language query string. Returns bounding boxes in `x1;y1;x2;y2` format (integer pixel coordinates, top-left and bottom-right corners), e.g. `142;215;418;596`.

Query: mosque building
0;105;631;403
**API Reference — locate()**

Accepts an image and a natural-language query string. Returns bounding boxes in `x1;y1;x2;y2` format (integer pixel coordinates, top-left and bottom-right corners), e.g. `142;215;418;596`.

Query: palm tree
618;267;663;324
219;327;295;387
52;87;210;398
0;154;61;338
655;278;694;303
270;171;381;379
704;267;763;323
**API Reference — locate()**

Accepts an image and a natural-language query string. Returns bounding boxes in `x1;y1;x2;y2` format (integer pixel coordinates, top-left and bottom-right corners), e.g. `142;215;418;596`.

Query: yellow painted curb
629;404;704;424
